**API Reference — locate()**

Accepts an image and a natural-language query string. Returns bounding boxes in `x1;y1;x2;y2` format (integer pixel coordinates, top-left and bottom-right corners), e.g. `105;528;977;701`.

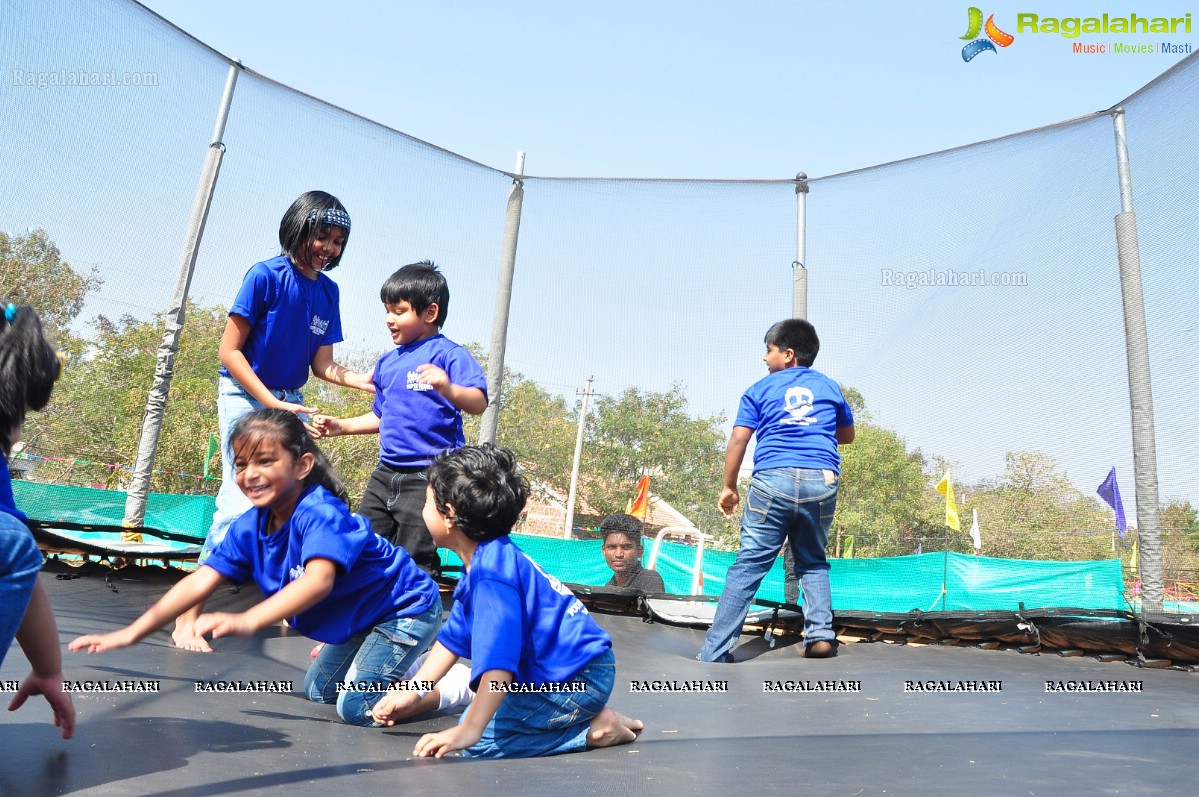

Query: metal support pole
792;172;809;319
479;152;526;445
1110;108;1163;611
123;60;241;531
563;377;593;539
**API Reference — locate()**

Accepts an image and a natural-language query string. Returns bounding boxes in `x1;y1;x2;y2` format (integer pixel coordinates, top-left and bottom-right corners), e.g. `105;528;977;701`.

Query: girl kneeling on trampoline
70;408;470;726
371;444;643;758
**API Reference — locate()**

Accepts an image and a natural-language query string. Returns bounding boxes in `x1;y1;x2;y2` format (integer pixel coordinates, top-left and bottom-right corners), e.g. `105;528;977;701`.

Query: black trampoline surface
2;564;1197;797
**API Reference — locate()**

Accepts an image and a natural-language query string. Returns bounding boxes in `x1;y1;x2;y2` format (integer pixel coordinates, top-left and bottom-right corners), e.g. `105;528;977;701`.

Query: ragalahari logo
961;7;1015;61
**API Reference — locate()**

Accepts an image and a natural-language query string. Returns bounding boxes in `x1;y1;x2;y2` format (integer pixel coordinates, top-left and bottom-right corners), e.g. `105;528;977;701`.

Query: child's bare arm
310;345;375;393
219;316;317;415
718;426;753;517
9;581;75;739
415;364;488;415
69;566;226;653
195;558;336;639
413;668;511;758
836;424;856;445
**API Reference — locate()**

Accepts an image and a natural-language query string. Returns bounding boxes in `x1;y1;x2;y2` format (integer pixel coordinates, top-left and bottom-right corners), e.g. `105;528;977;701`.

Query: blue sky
3;0;1196;515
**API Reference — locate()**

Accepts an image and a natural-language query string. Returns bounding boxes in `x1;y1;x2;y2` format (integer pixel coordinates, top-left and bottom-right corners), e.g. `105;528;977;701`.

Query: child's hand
413;724;483;758
194;612;256;640
68;628;137;654
345;370;377;394
310;414;342;439
415;364;450;394
371;689;421;725
8;671;75;740
718;487;741;518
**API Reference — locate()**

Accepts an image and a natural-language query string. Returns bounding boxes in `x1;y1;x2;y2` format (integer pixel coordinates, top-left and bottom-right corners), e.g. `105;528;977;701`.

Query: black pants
358;465;441;577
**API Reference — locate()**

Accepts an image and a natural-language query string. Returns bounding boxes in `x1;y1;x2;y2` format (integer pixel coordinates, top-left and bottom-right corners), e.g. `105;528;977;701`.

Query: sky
3;0;1196;516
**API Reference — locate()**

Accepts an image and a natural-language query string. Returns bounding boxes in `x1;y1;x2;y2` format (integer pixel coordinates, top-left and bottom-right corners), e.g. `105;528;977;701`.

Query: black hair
278;190;350;272
764;319;820;367
0;302;60;454
380;261;449;327
426;444;528;542
227;408;349;505
599;513;645;547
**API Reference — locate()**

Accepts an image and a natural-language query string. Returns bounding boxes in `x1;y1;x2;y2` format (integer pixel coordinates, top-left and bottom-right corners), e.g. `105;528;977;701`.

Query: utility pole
563;376;593;540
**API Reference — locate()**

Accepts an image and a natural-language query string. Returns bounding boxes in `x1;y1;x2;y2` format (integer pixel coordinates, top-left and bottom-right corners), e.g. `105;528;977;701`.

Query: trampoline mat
2;562;1196;797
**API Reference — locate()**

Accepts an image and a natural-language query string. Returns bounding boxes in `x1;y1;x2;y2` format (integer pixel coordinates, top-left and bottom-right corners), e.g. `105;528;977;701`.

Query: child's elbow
836;425;856;445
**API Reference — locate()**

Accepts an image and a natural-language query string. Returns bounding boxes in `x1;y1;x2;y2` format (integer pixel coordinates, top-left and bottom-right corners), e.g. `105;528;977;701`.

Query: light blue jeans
199;376;305;563
699;468;838;662
462;648;616;759
0;514;43;667
303;600;443;726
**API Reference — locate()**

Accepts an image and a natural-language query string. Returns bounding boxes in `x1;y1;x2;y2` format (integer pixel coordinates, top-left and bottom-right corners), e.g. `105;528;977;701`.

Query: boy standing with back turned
315;261;486;577
698;319;854;663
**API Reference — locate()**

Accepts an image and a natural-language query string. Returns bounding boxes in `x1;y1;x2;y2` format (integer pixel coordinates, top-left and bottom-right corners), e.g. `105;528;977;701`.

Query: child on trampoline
70;408;472;727
0;301;75;738
698;319;855;663
174;191;375;652
313;261;486;578
371;444;642;758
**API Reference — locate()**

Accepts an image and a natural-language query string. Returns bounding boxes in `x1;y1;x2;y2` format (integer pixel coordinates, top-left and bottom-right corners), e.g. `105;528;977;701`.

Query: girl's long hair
0;302;59;453
227;409;349;505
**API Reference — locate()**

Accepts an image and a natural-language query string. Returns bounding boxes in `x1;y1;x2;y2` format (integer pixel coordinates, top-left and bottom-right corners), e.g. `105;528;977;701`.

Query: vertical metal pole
792;172;809;319
563;376;593;540
1110;108;1163;611
479;152;526;445
122;60;241;532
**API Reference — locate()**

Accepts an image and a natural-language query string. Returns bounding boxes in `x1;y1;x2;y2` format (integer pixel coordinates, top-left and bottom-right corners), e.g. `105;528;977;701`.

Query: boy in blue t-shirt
370;445;643;759
314;261;486;577
698;319;855;663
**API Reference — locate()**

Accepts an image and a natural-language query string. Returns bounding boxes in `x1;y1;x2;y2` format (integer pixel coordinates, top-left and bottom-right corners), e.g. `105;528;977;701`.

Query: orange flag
629;474;650;520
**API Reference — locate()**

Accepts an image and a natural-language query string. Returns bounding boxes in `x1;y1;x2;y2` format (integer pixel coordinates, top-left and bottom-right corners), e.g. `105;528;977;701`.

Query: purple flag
1097;467;1127;538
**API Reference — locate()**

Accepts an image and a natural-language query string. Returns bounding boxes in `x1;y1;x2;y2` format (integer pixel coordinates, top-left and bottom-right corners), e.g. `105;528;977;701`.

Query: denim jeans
199;377;305;564
462;648;616;759
358;465;441;577
0;514;43;667
303;599;443;726
698;468;838;662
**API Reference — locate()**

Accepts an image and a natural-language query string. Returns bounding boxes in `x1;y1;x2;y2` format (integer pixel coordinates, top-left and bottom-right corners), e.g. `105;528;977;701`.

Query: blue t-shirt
218;255;344;391
203;485;440;644
372;334;487;468
0;456;27;522
438;537;611;690
736;366;854;474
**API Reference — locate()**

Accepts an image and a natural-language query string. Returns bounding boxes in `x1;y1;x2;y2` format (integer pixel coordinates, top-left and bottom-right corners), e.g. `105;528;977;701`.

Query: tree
0;229;101;336
582;384;727;523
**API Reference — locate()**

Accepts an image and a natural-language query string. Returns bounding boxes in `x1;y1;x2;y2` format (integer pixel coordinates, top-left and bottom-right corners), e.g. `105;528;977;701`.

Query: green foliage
0;229;100;336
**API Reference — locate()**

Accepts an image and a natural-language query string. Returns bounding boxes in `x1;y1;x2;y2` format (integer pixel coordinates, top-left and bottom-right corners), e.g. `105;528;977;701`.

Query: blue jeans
199;377;305;563
462;648;616;759
0;514;43;667
303;600;442;726
699;468;838;662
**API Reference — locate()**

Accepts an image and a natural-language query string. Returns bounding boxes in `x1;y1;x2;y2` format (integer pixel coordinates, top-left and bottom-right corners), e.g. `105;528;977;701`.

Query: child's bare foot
587;708;643;749
171;621;213;652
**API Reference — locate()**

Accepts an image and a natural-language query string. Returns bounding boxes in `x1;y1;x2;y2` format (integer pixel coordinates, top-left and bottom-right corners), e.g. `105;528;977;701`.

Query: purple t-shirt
371;334;486;468
438;537;611;690
204;485;439;644
736;366;854;474
218;255;344;391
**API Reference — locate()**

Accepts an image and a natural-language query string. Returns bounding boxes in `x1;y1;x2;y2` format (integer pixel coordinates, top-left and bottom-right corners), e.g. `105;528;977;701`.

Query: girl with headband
174;191;374;653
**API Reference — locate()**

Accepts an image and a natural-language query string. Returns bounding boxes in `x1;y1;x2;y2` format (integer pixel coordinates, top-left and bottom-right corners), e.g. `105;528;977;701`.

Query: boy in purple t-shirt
698;319;855;663
314;261;486;576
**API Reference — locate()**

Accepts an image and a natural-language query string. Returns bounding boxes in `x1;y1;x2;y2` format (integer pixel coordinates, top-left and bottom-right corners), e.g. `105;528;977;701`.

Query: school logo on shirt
406;370;434;392
289;564;305;582
310;315;329;336
782;386;816;426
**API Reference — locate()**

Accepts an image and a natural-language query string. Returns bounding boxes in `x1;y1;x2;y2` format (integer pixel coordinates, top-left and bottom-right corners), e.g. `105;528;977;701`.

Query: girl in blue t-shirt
70;409;451;727
176;191;375;653
0;301;75;739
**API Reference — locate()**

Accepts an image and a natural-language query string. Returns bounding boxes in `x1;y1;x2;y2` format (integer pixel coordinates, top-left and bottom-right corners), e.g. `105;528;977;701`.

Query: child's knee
336;691;381;727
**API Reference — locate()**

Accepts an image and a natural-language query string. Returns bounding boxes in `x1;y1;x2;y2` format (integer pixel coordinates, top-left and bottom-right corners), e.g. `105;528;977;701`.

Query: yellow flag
935;470;961;531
